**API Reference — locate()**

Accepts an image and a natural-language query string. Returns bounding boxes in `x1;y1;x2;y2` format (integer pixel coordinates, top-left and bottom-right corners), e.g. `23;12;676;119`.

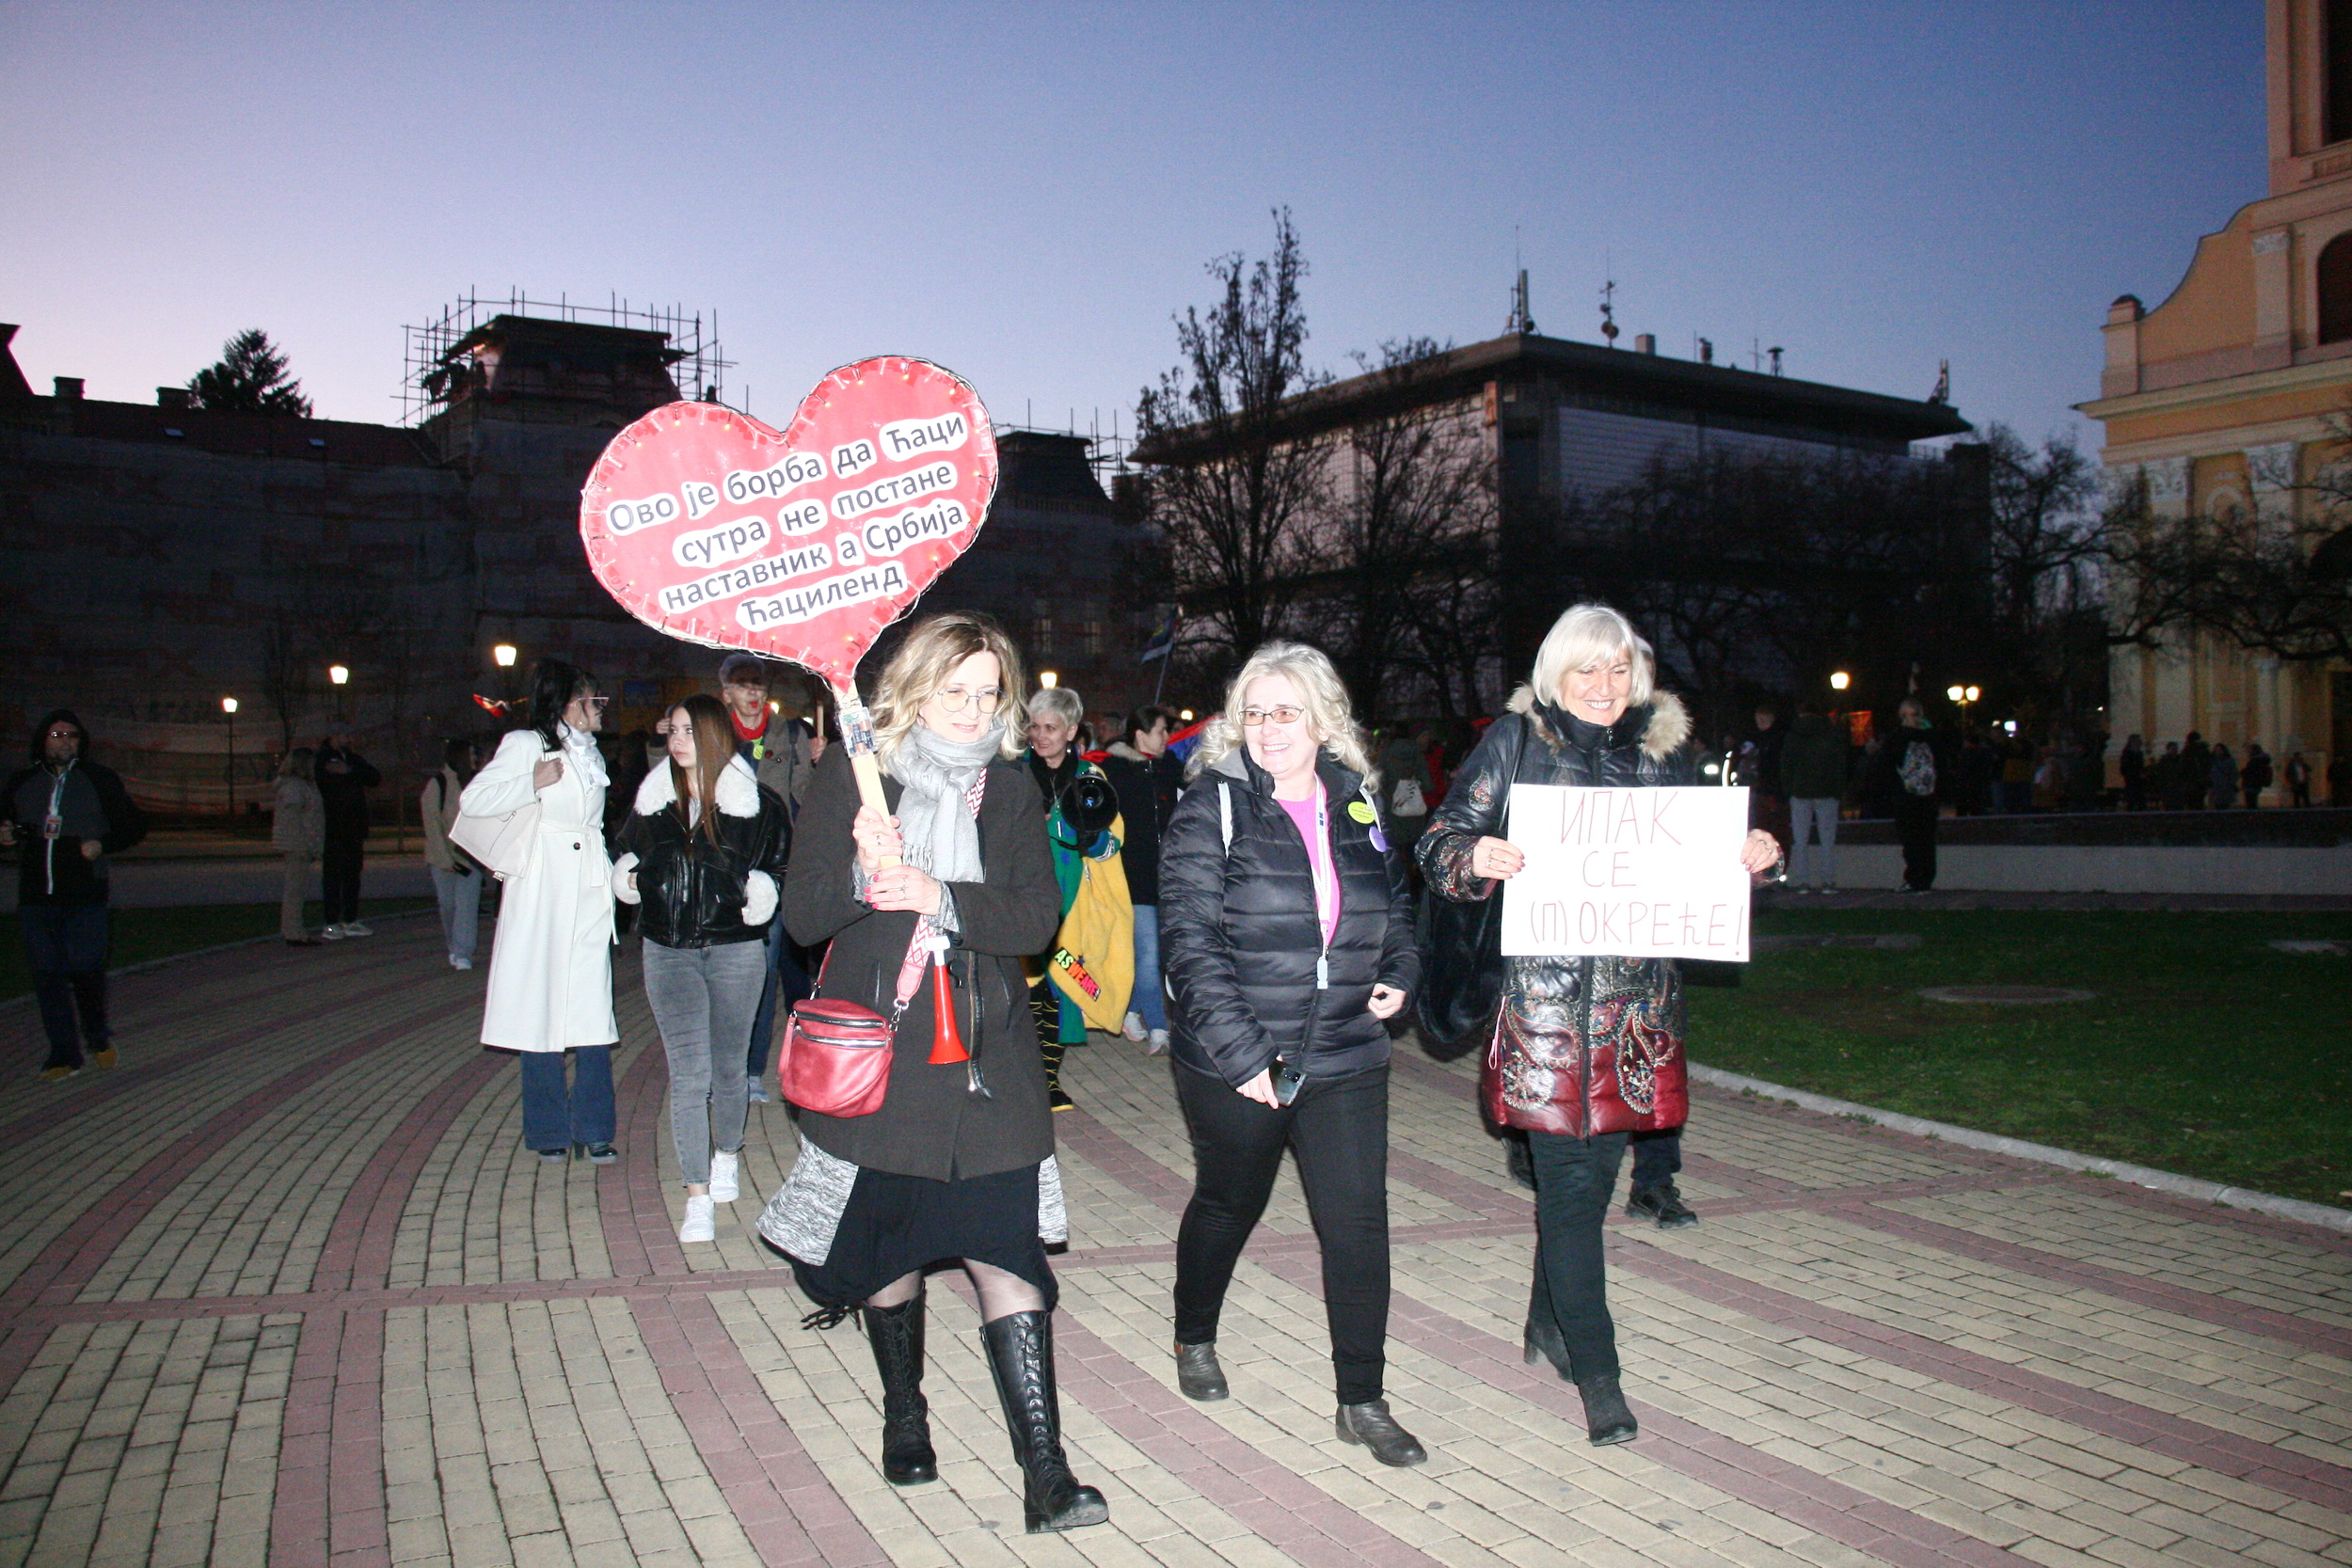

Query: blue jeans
1130;904;1166;1032
21;905;109;1069
518;1046;615;1150
1528;1130;1629;1383
744;916;811;1080
429;864;481;964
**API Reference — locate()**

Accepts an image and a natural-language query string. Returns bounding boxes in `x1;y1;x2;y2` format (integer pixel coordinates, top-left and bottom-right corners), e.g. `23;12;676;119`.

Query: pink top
1278;785;1340;949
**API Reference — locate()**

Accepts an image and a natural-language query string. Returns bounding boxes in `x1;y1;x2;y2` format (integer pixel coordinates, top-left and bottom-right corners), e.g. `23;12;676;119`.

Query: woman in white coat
461;659;622;1164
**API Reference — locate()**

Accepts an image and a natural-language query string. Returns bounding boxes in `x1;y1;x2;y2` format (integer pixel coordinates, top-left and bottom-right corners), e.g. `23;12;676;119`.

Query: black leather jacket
617;758;791;949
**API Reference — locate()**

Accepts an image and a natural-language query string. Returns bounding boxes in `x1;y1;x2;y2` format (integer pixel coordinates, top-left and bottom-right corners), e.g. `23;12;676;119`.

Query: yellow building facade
2080;0;2352;786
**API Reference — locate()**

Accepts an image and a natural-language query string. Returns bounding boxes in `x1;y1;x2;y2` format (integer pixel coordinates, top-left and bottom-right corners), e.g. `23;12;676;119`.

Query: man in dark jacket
3;711;148;1077
1100;705;1184;1053
1777;705;1847;893
1878;700;1945;893
313;734;381;939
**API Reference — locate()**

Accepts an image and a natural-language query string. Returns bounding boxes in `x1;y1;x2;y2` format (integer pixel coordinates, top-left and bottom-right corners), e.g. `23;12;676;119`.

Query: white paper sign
1499;784;1752;961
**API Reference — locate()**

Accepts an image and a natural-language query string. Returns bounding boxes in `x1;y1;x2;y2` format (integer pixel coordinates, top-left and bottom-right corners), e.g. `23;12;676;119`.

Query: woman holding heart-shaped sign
754;612;1107;1535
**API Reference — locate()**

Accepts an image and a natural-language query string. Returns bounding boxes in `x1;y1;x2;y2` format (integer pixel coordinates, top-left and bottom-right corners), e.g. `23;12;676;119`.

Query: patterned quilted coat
1415;686;1696;1137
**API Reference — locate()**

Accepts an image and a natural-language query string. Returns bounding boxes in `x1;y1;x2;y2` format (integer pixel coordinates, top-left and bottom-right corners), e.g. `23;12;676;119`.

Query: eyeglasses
44;729;82;740
932;686;1003;714
1239;705;1304;727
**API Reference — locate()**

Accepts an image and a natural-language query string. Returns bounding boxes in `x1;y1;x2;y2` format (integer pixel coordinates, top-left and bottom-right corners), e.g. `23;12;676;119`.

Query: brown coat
782;745;1062;1181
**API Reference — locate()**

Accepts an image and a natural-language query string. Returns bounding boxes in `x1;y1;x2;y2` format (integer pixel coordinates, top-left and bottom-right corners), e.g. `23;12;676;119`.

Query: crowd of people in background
14;606;2352;1536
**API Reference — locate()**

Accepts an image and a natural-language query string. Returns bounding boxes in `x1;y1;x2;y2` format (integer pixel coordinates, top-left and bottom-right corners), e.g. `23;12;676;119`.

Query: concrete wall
1832;842;2352;894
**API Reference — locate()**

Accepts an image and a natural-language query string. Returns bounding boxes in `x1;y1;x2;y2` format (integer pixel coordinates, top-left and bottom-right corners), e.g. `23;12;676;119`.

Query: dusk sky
3;2;2260;455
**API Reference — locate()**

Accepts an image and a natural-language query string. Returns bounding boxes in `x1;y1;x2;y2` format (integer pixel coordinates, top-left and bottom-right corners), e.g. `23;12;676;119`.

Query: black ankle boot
980;1312;1108;1533
1041;1044;1073;1112
862;1294;936;1484
1577;1371;1638;1446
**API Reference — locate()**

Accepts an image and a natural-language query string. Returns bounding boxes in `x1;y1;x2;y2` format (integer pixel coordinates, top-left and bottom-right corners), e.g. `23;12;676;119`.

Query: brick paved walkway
0;919;2344;1568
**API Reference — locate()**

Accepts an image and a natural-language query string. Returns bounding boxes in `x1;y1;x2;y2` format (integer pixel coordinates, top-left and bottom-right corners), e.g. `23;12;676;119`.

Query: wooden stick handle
836;684;899;871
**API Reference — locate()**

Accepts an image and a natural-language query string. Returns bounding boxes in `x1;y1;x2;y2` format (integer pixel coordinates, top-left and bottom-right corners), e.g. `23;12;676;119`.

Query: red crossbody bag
777;770;986;1117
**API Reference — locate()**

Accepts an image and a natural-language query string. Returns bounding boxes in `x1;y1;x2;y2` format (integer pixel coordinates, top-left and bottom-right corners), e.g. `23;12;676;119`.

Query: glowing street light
1829;671;1851;691
1179;709;1195;722
1947;684;1981;725
328;665;350;686
1038;670;1058;689
492;643;517;668
221;697;239;818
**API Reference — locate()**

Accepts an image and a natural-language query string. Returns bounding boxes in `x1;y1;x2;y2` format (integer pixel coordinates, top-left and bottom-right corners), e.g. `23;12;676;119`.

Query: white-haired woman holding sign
1415;604;1778;1446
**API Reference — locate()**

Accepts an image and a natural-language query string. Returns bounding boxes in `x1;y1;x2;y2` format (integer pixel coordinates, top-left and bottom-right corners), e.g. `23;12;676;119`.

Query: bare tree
1289;340;1501;719
257;601;310;754
2102;472;2352;662
1132;210;1329;675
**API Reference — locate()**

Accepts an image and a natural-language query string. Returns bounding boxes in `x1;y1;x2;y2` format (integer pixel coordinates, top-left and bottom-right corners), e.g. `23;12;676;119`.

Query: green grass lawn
0;899;434;1005
1687;909;2352;1209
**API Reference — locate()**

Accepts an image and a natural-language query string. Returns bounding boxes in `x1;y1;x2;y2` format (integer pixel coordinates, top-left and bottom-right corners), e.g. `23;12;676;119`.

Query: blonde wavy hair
870;612;1029;768
1188;640;1375;783
1531;602;1656;710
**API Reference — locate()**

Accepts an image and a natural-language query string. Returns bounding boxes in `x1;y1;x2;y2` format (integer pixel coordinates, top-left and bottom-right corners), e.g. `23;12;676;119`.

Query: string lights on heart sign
580;355;998;840
579;356;997;693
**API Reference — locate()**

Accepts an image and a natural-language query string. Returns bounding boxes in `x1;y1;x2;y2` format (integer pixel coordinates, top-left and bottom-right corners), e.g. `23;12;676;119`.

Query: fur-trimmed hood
1505;685;1692;761
633;752;761;817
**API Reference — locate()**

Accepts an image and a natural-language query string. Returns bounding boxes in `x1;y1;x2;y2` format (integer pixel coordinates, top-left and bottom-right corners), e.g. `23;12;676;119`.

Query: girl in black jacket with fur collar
1159;641;1425;1467
613;696;790;1246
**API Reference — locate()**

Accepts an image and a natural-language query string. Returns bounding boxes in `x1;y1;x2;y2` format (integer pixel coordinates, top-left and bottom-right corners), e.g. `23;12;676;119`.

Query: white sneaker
451;957;473;969
708;1149;739;1202
1121;1011;1147;1042
342;922;374;938
677;1194;716;1243
319;925;346;942
1147;1028;1169;1056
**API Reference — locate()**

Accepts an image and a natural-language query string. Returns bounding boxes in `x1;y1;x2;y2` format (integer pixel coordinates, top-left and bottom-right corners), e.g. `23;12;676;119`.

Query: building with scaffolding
0;298;1145;817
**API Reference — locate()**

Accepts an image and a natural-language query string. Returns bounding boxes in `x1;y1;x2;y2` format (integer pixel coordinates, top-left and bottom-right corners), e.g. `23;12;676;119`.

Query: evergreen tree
187;329;312;416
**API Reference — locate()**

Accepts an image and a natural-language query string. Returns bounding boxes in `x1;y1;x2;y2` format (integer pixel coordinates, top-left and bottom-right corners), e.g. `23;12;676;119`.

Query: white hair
1028;686;1083;728
1531;603;1656;710
1188;641;1375;782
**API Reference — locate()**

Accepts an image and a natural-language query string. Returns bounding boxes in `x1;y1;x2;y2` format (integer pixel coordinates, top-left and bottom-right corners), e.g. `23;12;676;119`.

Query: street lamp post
222;697;239;817
329;663;351;726
492;643;518;707
1946;684;1980;727
1830;671;1851;693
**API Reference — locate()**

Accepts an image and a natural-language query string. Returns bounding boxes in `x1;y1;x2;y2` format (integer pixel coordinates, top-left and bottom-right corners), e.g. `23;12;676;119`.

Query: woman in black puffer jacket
1160;641;1424;1466
613;694;791;1246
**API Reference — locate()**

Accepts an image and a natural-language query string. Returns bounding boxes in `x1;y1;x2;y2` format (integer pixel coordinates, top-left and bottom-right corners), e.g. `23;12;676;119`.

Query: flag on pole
1139;609;1179;664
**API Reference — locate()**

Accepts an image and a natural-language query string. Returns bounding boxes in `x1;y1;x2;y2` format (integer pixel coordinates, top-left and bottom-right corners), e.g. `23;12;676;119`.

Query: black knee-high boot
979;1312;1107;1533
862;1294;937;1484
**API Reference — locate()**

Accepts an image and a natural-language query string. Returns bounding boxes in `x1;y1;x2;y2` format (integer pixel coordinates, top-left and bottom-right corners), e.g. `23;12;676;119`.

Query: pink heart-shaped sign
579;356;997;691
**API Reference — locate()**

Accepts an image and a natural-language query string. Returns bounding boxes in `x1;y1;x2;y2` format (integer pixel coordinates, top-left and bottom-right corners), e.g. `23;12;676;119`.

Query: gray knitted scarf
887;721;1001;884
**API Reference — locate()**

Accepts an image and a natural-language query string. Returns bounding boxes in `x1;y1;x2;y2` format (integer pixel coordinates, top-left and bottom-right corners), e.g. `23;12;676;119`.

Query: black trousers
1629;1127;1679;1190
1894;796;1938;891
321;837;366;925
1173;1061;1391;1404
1528;1130;1629;1384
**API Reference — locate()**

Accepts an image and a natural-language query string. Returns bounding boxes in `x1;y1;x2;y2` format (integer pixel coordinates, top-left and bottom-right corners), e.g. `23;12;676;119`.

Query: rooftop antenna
1768;345;1783;376
1599;262;1619;348
1502;230;1536;335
